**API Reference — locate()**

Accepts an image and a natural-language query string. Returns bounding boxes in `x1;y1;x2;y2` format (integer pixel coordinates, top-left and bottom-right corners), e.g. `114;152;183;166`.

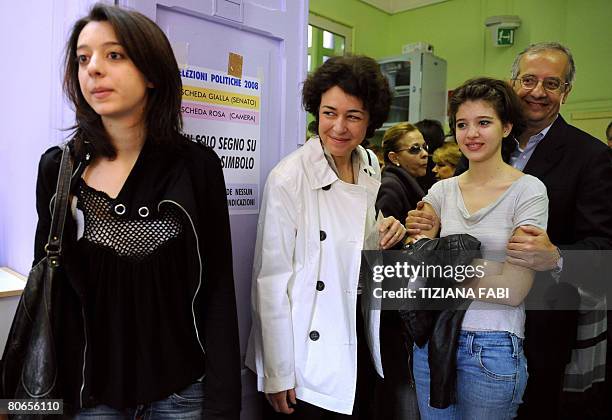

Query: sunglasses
396;144;428;155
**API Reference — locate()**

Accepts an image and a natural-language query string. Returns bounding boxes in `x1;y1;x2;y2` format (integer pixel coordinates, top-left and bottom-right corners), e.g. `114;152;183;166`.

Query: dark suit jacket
521;116;612;372
524;115;612;252
376;165;425;224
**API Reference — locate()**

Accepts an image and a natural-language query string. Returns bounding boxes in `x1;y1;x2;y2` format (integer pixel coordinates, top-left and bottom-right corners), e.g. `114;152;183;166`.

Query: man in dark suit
407;42;612;419
504;42;612;419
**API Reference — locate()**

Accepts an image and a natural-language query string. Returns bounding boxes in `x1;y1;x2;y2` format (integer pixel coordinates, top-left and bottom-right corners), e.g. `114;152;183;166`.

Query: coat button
320;230;327;241
322;184;331;191
309;331;320;341
316;281;325;291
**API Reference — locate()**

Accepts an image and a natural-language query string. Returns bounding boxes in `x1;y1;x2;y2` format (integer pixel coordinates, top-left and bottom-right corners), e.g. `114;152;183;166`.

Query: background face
433;161;455;180
392;130;428;177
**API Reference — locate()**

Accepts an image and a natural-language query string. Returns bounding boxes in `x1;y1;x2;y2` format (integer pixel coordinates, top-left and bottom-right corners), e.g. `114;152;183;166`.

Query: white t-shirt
423;174;548;337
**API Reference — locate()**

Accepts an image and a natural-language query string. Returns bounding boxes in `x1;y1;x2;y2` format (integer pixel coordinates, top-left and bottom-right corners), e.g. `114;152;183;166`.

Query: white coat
246;138;383;414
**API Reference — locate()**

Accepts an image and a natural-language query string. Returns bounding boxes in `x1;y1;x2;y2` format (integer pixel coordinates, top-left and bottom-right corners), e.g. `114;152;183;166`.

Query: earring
395;163;400;167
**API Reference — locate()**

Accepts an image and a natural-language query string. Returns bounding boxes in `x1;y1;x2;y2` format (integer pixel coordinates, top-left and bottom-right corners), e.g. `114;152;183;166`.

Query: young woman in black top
33;4;240;418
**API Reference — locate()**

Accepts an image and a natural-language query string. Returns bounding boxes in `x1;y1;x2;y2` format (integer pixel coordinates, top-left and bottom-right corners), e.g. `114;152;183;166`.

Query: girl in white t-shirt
409;77;549;419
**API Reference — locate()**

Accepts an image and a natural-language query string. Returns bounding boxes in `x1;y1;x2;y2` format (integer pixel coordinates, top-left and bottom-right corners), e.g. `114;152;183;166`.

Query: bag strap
45;145;74;261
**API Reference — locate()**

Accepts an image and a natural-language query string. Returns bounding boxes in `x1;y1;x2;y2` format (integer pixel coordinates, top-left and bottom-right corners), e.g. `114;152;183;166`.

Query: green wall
309;0;612;141
309;0;393;58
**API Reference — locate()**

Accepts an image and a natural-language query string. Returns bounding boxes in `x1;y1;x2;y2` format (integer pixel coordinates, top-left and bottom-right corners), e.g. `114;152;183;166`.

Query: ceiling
359;0;449;14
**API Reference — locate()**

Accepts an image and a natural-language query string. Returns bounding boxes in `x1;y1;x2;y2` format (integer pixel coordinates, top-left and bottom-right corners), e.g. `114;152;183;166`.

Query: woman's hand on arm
378;216;407;249
405;201;438;236
266;389;297;414
405;202;440;243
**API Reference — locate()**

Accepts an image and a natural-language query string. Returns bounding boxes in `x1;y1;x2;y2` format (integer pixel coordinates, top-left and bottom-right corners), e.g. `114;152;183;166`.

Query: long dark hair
64;3;182;159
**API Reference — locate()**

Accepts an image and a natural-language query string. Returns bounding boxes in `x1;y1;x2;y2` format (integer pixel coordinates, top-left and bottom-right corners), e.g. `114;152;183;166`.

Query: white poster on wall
180;65;261;215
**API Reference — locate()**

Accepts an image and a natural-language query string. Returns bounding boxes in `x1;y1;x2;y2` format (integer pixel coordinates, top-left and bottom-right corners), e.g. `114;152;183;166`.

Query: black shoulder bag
1;145;73;401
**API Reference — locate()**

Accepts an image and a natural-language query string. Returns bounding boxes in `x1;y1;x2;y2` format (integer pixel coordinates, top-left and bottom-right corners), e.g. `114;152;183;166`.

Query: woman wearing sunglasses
373;122;428;420
377;122;428;224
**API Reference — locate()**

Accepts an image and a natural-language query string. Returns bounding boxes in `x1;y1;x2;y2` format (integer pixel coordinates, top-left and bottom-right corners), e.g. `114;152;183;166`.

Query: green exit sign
496;28;515;46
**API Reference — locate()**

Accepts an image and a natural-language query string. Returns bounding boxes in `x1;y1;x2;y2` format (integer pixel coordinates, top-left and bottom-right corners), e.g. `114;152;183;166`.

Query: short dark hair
382;122;420;165
415;119;445;151
64;3;182;159
302;55;391;139
448;77;525;139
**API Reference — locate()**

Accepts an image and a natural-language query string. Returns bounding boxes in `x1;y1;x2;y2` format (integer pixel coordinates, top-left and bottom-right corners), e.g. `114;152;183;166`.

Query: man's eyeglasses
513;75;569;93
396;144;428;155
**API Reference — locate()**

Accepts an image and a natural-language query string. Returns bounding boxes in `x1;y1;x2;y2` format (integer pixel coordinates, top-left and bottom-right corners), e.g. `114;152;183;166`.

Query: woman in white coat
246;55;406;419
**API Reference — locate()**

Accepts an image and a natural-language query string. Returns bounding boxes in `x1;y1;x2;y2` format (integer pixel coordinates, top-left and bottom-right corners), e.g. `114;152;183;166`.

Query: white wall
0;0;99;274
0;0;55;274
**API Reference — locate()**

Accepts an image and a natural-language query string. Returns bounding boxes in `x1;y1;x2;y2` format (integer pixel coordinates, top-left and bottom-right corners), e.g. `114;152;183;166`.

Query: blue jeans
413;331;528;420
73;381;204;419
